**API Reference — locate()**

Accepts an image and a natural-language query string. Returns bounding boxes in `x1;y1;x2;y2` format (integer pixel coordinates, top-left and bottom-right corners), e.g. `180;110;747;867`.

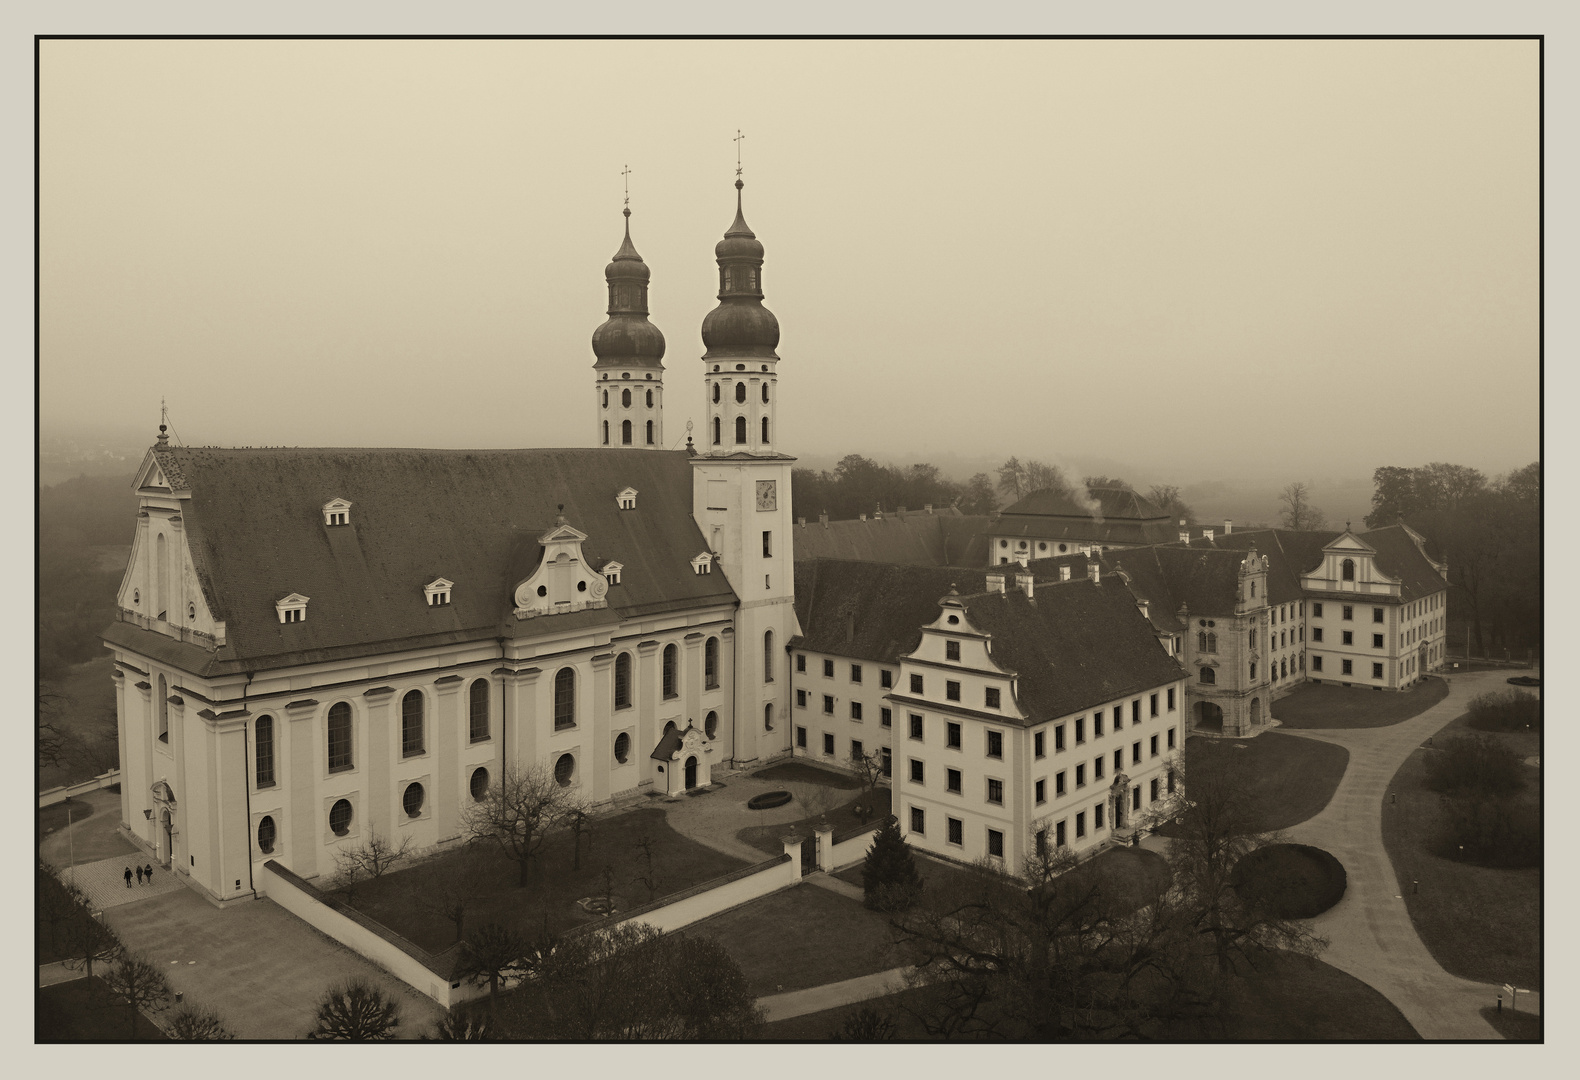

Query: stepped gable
792;559;993;663
106;447;736;676
957;579;1184;723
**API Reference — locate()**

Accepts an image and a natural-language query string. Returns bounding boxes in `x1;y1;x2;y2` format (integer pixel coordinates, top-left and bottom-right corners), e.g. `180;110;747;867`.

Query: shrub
167;1004;235;1040
1231;844;1347;919
1423;735;1525;798
1435;794;1541;868
861;816;922;912
1466;690;1541;733
309;977;402;1040
832;1005;896;1041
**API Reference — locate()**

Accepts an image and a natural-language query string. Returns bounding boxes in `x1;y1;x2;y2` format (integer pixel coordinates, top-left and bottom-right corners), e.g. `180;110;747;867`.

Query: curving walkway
1277;672;1537;1039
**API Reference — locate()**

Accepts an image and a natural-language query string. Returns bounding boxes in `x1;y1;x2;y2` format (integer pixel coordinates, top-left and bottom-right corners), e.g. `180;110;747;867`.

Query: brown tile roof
129;447;736;674
791;513;993;568
792;559;996;664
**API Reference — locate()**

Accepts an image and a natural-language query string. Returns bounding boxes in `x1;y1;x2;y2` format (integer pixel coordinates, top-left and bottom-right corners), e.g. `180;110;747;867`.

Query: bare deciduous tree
453;921;532;1011
1278;482;1327;531
61;905;122;980
412;846;492;945
462;764;586;886
167;1004;236;1040
335;827;414;901
310;977;402;1040
103;953;173;1039
849;749;886;824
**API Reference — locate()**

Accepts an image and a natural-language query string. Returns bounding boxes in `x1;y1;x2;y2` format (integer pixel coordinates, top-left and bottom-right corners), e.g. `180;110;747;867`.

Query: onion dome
701;179;779;359
592;208;666;369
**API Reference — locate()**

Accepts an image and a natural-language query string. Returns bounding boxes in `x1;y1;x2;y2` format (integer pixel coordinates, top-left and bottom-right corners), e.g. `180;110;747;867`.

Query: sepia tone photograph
35;33;1542;1046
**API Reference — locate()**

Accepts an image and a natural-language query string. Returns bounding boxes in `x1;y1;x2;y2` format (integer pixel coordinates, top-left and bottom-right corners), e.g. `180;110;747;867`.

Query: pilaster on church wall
284;697;320;881
363;687;395;847
111;668;131;832
209;713;251;902
588;651;614;804
433;675;464;844
505;666;542;772
635;639;659;787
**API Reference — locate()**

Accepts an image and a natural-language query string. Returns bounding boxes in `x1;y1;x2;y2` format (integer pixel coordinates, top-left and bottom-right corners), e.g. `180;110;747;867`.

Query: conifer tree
861;815;922;912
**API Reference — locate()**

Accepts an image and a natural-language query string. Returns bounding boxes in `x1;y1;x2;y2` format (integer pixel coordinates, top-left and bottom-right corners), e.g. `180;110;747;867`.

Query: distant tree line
38;473;138;680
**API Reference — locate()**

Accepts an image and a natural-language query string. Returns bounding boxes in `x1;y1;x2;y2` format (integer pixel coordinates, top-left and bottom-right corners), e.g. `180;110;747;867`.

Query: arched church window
615;653;632;709
646;420;654;445
603;421;609;445
327;702;352;771
762;417;770;443
554;668;576;729
1341;559;1355;582
713;382;720;404
157;674;169;742
622;420;633;445
761;383;769;404
469;679;490;743
764;702;774;731
646;389;653;408
1198;631;1208;652
662;644;679;699
735;382;746;404
602;390;608;408
401;690;424;757
1200;667;1216;684
735;416;747;444
255;715;275;788
764;630;775;682
704;637;719;689
713;417;722;445
622;388;631;408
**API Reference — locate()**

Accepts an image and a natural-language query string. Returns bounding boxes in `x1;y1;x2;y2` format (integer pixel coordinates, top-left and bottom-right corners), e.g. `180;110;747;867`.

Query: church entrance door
160;809;173;869
684;756;698;790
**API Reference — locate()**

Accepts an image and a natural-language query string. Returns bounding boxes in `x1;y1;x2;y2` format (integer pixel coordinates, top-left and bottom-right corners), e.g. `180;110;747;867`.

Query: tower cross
622;164;632;207
734;129;745;177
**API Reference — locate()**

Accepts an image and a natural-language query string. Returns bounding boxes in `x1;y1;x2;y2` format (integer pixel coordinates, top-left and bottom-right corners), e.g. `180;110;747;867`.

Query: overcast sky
39;38;1538;481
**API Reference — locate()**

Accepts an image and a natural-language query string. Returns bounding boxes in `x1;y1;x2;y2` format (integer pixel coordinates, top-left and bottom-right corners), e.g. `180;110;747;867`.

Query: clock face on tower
755;479;777;512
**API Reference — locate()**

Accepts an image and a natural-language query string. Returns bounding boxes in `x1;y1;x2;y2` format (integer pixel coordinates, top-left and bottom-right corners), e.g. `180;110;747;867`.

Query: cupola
702;180;780;359
593;202;667;449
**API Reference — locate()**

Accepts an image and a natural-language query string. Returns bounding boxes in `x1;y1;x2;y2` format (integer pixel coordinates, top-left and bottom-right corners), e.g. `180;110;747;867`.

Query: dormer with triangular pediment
512;516;611;618
322;498;353;527
615;487;639;511
1301;530;1401;598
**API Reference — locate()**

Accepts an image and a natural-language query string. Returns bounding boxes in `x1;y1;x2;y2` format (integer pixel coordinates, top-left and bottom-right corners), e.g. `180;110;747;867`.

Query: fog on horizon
39;39;1540;483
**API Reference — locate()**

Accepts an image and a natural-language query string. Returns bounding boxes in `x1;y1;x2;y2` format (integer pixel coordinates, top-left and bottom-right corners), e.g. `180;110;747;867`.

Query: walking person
136;865;144;885
124;866;133;888
144;863;154;884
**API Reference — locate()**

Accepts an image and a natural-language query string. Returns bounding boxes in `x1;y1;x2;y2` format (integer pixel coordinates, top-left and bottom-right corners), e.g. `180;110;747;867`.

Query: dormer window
602;561;623;586
322;498;352;527
616;487;638;511
425;578;454;606
276;593;309;623
692;552;713;576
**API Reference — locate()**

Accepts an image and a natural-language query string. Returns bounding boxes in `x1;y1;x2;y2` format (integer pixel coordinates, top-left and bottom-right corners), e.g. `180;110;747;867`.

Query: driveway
1278;672;1537;1039
660;764;848;863
102;885;446;1039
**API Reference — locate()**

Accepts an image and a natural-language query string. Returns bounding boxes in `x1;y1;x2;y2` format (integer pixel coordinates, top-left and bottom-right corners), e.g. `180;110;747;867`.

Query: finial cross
622;164;631;207
734;129;745;177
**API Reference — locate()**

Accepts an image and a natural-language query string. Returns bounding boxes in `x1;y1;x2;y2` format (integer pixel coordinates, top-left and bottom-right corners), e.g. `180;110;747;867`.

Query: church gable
116;505;226;649
512;517;611;618
1303;530;1398;594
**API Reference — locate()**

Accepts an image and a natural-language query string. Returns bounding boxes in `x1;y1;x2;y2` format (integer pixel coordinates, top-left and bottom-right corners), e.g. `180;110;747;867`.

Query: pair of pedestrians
123;863;157;888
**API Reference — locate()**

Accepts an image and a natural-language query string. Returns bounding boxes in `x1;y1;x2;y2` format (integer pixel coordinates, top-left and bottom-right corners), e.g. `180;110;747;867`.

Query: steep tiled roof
791;513;993;568
792;560;995;663
1211;529;1334;605
133;447;736;674
1357;525;1450;600
959;581;1185;724
993;486;1201;548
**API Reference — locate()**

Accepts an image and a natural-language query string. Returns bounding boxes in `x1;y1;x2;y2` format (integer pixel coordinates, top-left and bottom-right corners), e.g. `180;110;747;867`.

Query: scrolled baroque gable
512;520;611;618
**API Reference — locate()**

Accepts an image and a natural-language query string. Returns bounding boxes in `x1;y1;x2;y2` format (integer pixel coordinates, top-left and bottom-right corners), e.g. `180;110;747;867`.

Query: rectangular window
1250;662;1256;680
1168;726;1176;750
1076;811;1086;839
910;673;924;694
1150;734;1159;758
947;768;962;794
1167;687;1176;711
946;640;960;661
1342;631;1354;646
1055;724;1066;751
1034;730;1045;758
1372;662;1384;679
1167;769;1177;794
910;806;924;834
1113;705;1123;730
1342;605;1353;621
1114;748;1123;772
1075;717;1086;744
1094;713;1104;738
850;663;862;683
1372;634;1384;648
946;721;962;748
1313;602;1323;617
1056;820;1066;847
823;658;834;677
1095;803;1105;829
881;747;892;776
1342;659;1353;675
1075;763;1086;788
1373;607;1384;623
1150;777;1160;802
796;726;807;749
948;817;963;846
851;738;864;762
1313;655;1324;672
1133;786;1141;811
821;732;834;756
1313;627;1324;642
986;731;1003;759
823;695;834;715
1150;693;1159;717
796;689;807;708
1094;755;1104;780
881;669;893;689
987;829;1004;858
985;686;1001;709
909;714;923;740
850;701;863;721
1131;700;1140;724
1056;771;1066;796
1035;778;1046;804
946;680;961;701
763;530;773;557
796;653;806;673
1132;741;1142;765
987;778;1003;804
910;759;925;784
881;707;892;728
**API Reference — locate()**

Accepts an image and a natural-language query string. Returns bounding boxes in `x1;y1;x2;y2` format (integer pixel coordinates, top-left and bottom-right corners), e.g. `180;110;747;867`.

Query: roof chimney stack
819;511;828;529
1088;561;1101;584
1224;519;1233;535
1179;530;1190;544
986;572;1005;594
1059;565;1071;582
1203;528;1215;543
1016;573;1034;600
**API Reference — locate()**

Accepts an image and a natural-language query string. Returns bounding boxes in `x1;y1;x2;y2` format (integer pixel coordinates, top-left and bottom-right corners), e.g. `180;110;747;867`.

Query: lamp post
67;803;75;885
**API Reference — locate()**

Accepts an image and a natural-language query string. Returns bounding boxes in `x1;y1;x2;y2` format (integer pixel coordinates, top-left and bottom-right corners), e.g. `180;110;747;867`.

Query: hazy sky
39;38;1539;480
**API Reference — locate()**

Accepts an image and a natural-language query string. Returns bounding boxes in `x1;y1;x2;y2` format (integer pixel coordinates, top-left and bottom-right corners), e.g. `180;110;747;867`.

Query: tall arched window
155;532;168;619
602;390;608;408
401;690;425;757
622;388;632;408
327;702;353;771
603;421;609;445
761;417;770;444
1249;630;1256;650
704;637;719;689
735;416;747;444
255;715;275;788
1250;581;1257;597
157;674;169;741
763;630;775;682
735;382;746;404
646;420;654;445
1200;667;1216;684
1197;631;1208;652
615;652;633;709
1341;559;1355;581
469;679;490;743
646;389;653;408
622;419;633;445
554;668;576;729
1206;632;1217;652
662;644;679;699
713;417;721;445
761;383;769;404
712;382;720;404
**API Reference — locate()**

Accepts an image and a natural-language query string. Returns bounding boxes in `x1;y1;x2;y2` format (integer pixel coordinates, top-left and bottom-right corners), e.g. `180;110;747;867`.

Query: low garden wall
603;849;800;936
38;770;121;809
258;860;477;1009
822;819;883;872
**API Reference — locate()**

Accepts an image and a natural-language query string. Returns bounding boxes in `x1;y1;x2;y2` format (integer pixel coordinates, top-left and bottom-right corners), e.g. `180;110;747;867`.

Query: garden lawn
1169;952;1420;1041
737;788;892;857
343;806;748;952
1381;710;1540;989
39;797;95;841
751;760;862;789
761;984;939;1040
37;976;167;1041
835;849;986;896
689;882;907;996
1155;732;1348;835
1274;677;1448;729
1481;1006;1541;1041
39;656;118;790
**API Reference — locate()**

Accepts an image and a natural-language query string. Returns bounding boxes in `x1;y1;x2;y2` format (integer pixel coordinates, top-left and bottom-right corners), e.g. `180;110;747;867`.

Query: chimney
1016;553;1029;567
1059;565;1071;582
924;503;933;514
1087;561;1101;584
1016;573;1034;600
1203;528;1214;543
1179;530;1190;544
819;511;828;529
1224;519;1233;535
986;572;1005;594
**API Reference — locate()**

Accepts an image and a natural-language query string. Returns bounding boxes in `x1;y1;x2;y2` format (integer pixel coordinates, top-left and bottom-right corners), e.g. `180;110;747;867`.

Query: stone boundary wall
598;851;799;936
825;819;883;871
39;770;121;809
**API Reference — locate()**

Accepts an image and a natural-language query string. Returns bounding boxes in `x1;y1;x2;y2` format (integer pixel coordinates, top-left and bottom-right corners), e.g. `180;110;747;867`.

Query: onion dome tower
701;178;780;456
592;206;666;448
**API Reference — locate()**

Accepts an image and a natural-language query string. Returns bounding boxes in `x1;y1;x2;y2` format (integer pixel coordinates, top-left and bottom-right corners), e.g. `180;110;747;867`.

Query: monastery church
105;177;1451;905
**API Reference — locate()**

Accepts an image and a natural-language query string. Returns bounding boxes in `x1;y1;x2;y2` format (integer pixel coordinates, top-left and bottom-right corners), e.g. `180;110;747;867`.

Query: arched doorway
684;756;698;790
1250;698;1262;726
160;809;173;869
1194;700;1224;733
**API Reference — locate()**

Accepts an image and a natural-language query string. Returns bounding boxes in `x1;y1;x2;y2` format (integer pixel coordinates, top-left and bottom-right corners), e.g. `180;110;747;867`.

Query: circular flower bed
1231;844;1347;918
747;790;793;810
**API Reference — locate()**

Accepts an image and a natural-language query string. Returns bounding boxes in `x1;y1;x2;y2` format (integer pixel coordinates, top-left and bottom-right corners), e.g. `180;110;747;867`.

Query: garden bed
1273;677;1448;729
1232;844;1346;918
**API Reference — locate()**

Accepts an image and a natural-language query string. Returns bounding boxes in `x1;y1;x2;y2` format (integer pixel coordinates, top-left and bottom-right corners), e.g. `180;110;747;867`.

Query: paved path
758;965;916;1022
1277;672;1536;1039
62;854;186;913
39;788;140;867
659;765;852;863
